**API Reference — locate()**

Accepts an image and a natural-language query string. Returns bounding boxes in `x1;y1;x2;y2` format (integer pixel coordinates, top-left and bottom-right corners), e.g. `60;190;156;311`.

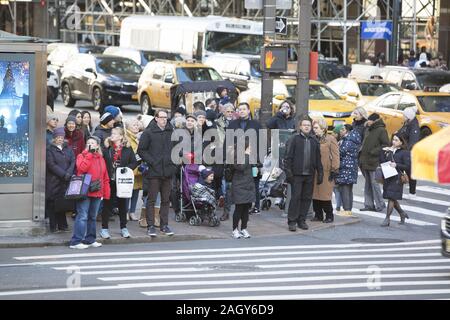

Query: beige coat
126;129;143;190
313;134;340;201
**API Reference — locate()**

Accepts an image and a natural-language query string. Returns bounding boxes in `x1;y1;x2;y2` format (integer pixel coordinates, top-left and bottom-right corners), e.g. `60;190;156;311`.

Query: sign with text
361;21;393;40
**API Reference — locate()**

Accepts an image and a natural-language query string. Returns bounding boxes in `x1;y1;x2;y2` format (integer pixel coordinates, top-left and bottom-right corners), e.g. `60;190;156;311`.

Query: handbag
65;174;92;200
400;172;409;185
89;179;101;192
375;166;384;184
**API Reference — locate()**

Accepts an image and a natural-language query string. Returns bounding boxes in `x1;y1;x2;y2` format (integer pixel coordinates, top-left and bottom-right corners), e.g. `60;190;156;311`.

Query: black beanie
368;113;380;121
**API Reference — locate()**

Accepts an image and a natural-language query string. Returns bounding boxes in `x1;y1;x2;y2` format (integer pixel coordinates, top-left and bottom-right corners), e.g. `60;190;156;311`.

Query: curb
0;217;361;249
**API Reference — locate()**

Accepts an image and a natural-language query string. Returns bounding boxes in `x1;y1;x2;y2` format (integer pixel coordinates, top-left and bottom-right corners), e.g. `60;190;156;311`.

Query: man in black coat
228;102;263;214
284;116;324;231
266;100;296;130
137;110;176;237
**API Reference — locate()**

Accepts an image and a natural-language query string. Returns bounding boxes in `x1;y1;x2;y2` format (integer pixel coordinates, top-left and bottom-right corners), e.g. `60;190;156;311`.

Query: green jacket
359;119;390;171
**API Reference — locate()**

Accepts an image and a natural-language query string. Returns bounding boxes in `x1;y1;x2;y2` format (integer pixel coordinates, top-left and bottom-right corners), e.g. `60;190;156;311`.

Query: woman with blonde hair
125;118;144;221
312;117;340;223
351;106;368;141
100;127;139;239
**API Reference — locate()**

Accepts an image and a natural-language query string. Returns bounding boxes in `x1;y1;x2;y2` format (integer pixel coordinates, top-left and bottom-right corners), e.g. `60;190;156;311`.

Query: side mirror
274;94;286;100
405;83;417;90
347;91;359;98
85;68;97;77
165;77;174;84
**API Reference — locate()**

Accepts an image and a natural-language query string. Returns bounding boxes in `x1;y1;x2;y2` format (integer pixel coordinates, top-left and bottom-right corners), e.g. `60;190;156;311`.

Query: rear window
285;84;341;100
143;52;183;62
176;67;222;82
416;72;450;89
358;83;399;96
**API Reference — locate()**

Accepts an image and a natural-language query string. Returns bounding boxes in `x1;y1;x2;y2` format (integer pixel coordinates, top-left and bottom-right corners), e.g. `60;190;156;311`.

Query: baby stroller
259;166;288;211
175;164;220;227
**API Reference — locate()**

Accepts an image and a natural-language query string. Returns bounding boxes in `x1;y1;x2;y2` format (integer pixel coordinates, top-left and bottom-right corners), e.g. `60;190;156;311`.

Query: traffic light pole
295;0;312;120
260;0;276;128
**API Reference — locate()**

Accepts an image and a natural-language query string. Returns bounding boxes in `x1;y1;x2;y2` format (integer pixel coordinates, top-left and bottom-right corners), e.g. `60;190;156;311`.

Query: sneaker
160;225;174;236
147;226;157;237
121;228;131;238
69;243;89;249
87;241;102;248
232;229;242;239
240;229;251;238
99;228;111;239
288;224;297;232
298;221;309;230
129;213;139;221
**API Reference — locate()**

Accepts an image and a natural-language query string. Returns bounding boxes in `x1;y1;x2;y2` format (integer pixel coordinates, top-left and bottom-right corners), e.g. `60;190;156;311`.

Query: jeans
287;175;314;225
222;178;232;214
333;186;342;210
284;184;291;215
362;170;386;210
338;184;354;211
233;203;252;230
70;197;102;246
126;189;141;214
147;177;171;228
170;174;181;214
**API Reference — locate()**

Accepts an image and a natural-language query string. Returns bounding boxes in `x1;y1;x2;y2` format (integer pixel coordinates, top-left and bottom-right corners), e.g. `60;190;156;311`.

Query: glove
64;173;72;181
135;154;142;162
317;174;323;185
328;171;338;182
120;168;127;174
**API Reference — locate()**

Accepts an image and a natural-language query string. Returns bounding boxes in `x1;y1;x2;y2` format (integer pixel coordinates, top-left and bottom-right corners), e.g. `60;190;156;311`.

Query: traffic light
40;0;45;7
260;46;288;73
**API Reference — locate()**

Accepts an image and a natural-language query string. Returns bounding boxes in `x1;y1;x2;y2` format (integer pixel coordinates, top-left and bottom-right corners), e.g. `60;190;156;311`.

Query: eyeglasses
157;116;168;119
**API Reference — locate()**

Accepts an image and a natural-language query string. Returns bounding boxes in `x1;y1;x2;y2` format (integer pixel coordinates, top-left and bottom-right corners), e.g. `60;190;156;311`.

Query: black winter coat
93;126;112;144
231;156;256;204
284;133;324;180
359;119;390;171
266;112;296;130
102;144;139;181
46;143;75;200
397;118;420;150
380;148;411;200
137;120;176;178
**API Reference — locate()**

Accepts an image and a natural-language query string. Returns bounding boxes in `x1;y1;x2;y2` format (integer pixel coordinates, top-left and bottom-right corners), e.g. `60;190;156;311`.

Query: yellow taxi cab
327;77;401;107
137;60;222;114
239;79;356;130
364;90;450;139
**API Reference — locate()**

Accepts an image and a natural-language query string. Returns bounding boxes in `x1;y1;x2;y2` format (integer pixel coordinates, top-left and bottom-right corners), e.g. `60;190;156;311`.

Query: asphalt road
2;97;447;300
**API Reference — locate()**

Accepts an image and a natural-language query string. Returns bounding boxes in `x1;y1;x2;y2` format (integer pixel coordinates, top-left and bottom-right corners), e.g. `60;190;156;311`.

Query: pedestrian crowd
44;85;419;249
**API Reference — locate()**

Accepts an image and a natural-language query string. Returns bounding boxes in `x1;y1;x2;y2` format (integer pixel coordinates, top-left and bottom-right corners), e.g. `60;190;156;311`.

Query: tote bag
116;167;135;198
65;174;92;200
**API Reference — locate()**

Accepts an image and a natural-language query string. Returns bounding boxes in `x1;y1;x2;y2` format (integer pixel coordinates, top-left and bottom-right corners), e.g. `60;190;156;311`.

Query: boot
220;210;229;221
381;208;392;227
398;211;410;225
138;207;148;228
154;207;160;228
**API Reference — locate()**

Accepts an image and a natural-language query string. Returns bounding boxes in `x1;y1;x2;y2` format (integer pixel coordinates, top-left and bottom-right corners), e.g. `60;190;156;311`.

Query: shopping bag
64;174;92;200
116;167;134;198
380;161;398;179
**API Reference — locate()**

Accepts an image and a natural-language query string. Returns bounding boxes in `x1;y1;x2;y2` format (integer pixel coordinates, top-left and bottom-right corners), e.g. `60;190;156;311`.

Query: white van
120;15;263;62
204;55;261;91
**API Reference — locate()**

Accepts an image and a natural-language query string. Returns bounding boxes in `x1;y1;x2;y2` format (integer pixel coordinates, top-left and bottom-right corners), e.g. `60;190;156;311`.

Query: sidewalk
0;206;361;248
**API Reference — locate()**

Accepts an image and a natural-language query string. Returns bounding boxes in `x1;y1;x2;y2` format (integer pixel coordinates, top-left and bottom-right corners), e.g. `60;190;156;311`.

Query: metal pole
260;0;275;128
390;0;400;64
412;0;417;52
317;0;321;53
343;0;347;66
295;0;311;120
13;0;17;34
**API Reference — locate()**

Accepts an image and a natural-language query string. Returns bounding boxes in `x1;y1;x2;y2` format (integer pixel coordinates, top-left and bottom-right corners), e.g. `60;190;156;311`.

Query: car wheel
420;127;432;140
62;83;76;108
92;87;104;112
140;94;153;115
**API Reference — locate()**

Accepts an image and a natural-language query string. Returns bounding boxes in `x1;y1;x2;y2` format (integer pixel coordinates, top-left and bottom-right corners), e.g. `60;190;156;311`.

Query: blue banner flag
361;21;393;40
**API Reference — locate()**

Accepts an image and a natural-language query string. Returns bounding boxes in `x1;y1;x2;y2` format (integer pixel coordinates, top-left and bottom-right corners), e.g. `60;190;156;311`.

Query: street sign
361;20;393;40
261;46;288;73
245;0;292;10
275;17;287;35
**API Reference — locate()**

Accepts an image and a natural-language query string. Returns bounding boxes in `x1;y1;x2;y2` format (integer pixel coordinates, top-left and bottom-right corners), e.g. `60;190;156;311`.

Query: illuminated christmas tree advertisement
0;61;30;178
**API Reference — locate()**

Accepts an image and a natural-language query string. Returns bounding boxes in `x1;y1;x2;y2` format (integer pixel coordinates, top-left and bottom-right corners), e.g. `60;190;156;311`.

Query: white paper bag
380;161;398;179
116;167;135;198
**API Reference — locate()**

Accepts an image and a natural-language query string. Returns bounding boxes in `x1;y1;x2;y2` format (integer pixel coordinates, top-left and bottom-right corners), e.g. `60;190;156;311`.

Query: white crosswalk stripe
4;240;450;299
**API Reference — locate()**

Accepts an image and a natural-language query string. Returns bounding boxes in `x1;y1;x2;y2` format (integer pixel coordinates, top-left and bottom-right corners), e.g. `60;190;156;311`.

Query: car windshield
285;84;341;100
176;67;223;82
358;83;399;96
415;72;450;89
205;31;263;55
142;51;183;62
417;96;450;112
96;58;142;74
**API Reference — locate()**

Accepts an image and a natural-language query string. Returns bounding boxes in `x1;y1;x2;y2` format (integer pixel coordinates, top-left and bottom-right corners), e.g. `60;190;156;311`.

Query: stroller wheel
262;199;271;210
175;213;182;223
180;212;187;222
278;201;286;210
209;216;220;227
195;216;202;226
189;216;197;226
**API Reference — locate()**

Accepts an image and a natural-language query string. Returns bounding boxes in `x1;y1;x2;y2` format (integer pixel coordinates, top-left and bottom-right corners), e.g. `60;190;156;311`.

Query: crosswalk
349;181;450;227
3;239;450;299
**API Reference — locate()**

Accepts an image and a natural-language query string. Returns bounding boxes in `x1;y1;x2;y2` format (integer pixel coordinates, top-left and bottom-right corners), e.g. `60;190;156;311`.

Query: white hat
419;53;428;61
137;114;154;129
403;107;417;121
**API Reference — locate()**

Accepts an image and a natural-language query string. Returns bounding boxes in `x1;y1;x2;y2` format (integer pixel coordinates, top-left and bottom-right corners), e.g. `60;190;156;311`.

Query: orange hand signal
265;50;276;69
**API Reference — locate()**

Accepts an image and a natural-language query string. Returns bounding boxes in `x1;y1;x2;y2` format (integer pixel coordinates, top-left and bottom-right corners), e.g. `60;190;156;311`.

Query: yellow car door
150;65;166;107
160;67;175;109
394;93;419;132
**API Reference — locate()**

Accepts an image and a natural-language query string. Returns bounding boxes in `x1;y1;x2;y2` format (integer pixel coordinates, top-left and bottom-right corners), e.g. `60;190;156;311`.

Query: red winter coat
65;128;85;158
76;150;111;200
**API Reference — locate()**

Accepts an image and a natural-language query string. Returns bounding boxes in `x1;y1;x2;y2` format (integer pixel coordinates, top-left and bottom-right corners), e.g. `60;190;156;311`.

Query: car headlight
437;122;449;128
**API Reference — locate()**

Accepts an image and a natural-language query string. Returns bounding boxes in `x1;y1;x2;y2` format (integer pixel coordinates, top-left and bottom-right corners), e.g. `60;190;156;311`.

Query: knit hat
65;116;77;126
52;127;65;138
104;105;121;118
100;112;115;125
368;113;380;121
175;106;187;116
403;107;417;121
201;168;214;180
47;112;58;123
333;124;343;134
185;114;197;121
87;135;101;145
194;110;207;119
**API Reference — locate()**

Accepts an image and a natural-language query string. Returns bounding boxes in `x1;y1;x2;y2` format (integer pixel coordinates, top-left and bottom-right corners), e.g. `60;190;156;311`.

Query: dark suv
61;54;142;112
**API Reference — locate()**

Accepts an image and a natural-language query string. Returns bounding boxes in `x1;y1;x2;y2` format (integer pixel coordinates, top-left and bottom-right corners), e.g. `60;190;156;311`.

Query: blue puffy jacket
335;130;362;185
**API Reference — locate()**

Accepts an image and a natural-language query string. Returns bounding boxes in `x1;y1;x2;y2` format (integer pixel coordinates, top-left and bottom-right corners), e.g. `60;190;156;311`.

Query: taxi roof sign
261;46;288;73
